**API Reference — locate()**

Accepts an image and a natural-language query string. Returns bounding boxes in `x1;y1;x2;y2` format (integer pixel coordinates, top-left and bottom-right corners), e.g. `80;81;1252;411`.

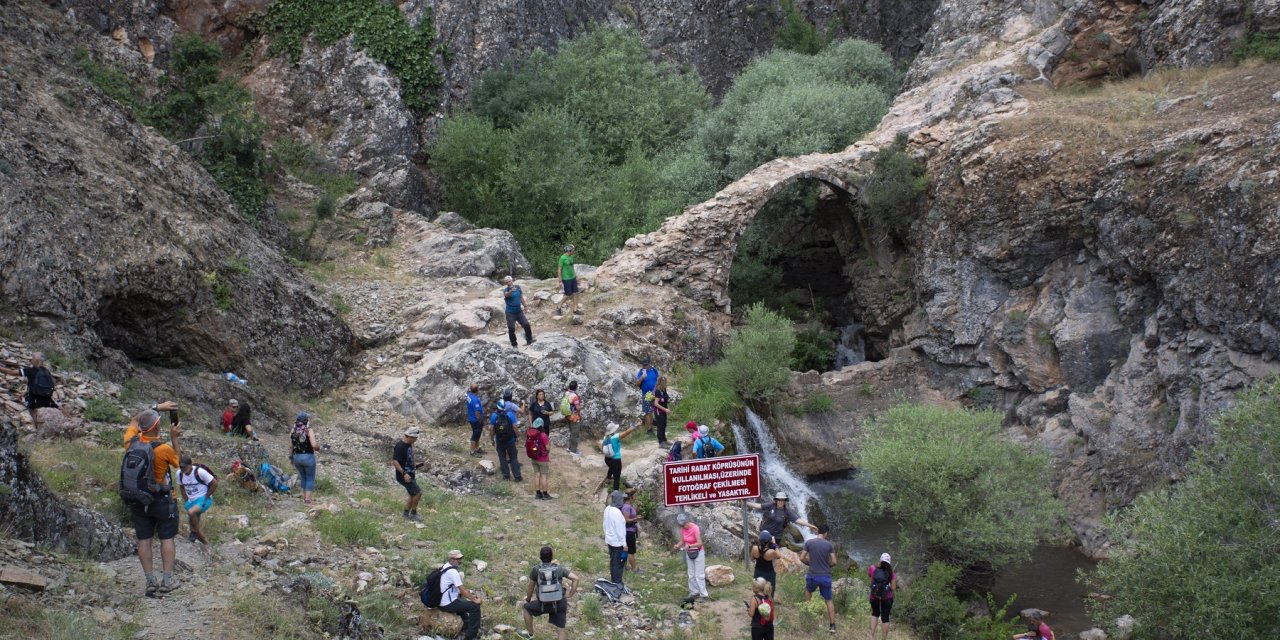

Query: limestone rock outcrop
0;1;353;393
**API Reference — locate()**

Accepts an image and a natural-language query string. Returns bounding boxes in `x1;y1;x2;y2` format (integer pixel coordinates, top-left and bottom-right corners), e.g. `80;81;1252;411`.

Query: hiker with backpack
392;427;425;522
526;417;552;499
667;421;701;463
692;424;725;459
747;576;777;640
502;275;536;349
802;524;839;635
490;389;523;482
519;545;580;640
421;549;482;640
0;352;58;431
466;383;486;457
561;381;583;456
219;398;239;433
674;511;709;607
594;422;637;495
869;552;901;640
120;408;183;596
177;455;218;545
634;358;659;434
290;412;319;505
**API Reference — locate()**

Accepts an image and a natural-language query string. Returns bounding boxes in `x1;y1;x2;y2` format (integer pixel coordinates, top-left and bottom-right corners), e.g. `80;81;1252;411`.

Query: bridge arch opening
728;177;888;371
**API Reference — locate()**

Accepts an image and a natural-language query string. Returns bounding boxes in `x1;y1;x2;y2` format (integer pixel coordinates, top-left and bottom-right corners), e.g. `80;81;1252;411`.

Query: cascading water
733;408;818;540
833;321;866;369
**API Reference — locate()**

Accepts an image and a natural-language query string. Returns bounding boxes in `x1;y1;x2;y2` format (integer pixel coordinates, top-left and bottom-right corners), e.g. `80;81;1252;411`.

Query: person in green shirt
557;244;581;321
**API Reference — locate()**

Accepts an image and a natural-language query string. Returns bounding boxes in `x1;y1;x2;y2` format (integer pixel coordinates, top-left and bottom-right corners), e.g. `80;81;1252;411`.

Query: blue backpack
259;462;291;493
667;441;683;462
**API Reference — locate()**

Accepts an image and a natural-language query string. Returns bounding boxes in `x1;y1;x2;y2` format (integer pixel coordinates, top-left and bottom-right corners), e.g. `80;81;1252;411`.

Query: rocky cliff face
0;1;353;393
0;419;134;561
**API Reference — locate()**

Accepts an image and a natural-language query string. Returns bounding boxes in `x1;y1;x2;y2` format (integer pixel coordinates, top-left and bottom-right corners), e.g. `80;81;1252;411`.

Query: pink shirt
681;523;701;549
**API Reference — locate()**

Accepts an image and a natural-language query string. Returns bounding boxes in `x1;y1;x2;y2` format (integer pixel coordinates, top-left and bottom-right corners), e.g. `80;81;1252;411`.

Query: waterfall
833;321;866;369
733;408;819;540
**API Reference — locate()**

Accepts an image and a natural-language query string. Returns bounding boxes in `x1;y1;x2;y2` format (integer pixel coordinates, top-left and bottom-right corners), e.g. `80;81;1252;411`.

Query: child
747;576;776;640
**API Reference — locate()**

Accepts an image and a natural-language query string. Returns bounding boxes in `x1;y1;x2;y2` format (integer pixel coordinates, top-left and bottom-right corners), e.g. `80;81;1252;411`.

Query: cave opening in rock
728;179;885;371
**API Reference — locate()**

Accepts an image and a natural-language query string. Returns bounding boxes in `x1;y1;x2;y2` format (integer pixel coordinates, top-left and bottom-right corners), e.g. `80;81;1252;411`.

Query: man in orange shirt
125;407;183;596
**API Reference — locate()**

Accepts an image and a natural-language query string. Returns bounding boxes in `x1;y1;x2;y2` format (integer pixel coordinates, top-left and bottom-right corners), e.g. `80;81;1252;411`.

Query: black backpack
494;406;516;442
697;436;717;459
420;565;456;609
870;566;892;599
28;366;55;397
667;441;683;462
119;437;165;506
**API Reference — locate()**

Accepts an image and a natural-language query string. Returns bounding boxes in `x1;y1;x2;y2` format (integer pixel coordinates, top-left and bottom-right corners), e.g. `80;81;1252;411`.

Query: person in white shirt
439;549;482;640
177;455;218;546
603;490;628;585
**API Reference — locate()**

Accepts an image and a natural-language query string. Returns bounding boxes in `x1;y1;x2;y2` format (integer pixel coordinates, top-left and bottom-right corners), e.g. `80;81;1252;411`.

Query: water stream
833;321;867;369
737;410;1097;635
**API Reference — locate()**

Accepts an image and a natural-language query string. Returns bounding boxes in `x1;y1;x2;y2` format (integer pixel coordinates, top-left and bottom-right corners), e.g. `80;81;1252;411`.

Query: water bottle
224;372;248;385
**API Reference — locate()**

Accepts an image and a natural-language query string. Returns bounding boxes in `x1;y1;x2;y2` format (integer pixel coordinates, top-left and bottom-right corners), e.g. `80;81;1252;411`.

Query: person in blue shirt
490;389;524;481
466;383;486;457
503;275;535;349
692;424;725;459
634;359;660;434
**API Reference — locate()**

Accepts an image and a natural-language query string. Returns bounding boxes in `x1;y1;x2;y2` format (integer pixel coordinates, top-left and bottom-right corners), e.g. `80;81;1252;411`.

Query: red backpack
525;429;545;459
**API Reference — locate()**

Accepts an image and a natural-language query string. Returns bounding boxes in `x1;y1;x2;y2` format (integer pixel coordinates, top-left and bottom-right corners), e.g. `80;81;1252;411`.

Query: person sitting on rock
439;549;483;640
219;398;239;433
177;454;217;545
229;400;257;441
0;352;58;431
745;492;816;541
519;545;579;640
502;275;535;348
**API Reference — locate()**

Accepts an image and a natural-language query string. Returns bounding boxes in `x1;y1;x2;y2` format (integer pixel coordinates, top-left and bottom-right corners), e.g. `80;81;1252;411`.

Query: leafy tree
858;403;1064;571
1087;379;1280;638
774;0;832;55
861;132;928;235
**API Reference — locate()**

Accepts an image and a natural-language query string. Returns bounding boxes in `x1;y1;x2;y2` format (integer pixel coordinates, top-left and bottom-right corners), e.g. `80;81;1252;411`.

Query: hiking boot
516;630;533;640
158;576;181;593
513;476;524;482
409;513;423;523
828;624;836;634
144;574;159;596
188;532;197;543
541;493;553;500
469;450;483;457
681;595;697;608
526;338;536;345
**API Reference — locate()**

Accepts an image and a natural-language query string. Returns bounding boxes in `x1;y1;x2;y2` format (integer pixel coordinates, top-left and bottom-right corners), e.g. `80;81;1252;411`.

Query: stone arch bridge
598;150;869;312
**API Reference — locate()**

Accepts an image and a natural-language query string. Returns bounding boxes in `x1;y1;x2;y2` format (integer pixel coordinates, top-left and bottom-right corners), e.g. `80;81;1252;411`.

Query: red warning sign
663;454;761;507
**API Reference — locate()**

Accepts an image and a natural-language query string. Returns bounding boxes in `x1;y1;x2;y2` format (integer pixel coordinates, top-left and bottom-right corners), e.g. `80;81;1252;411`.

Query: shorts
640;398;653;414
523;598;567;628
470;421;483;443
806;575;833;601
396;474;421;496
184;495;213;513
625;530;638;555
870;598;894;622
131;497;178;541
531;460;550;475
25;394;57;409
562;278;578;296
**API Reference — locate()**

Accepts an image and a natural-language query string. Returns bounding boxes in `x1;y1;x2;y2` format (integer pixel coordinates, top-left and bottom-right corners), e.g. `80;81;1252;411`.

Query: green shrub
671;363;741;425
858;403;1063;570
83;397;123;423
315;510;383;546
314;192;336;219
75;49;143;112
901;562;968;639
861;132;928;235
1087;379;1280;638
792;324;837;371
260;0;443;109
271;136;358;198
1234;30;1280;61
774;0;832;54
724;304;795;402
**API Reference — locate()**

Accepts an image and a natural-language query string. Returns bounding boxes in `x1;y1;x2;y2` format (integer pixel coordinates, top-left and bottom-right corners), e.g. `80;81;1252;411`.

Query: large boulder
404;213;533;280
362;334;637;430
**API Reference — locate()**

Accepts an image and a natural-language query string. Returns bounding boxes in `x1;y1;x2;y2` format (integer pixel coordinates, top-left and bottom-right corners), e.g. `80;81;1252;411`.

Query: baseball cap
774;492;788;501
229;399;239;407
448;550;464;560
684;421;698;433
606;422;620;435
880;552;892;564
698;425;710;436
404;427;422;438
